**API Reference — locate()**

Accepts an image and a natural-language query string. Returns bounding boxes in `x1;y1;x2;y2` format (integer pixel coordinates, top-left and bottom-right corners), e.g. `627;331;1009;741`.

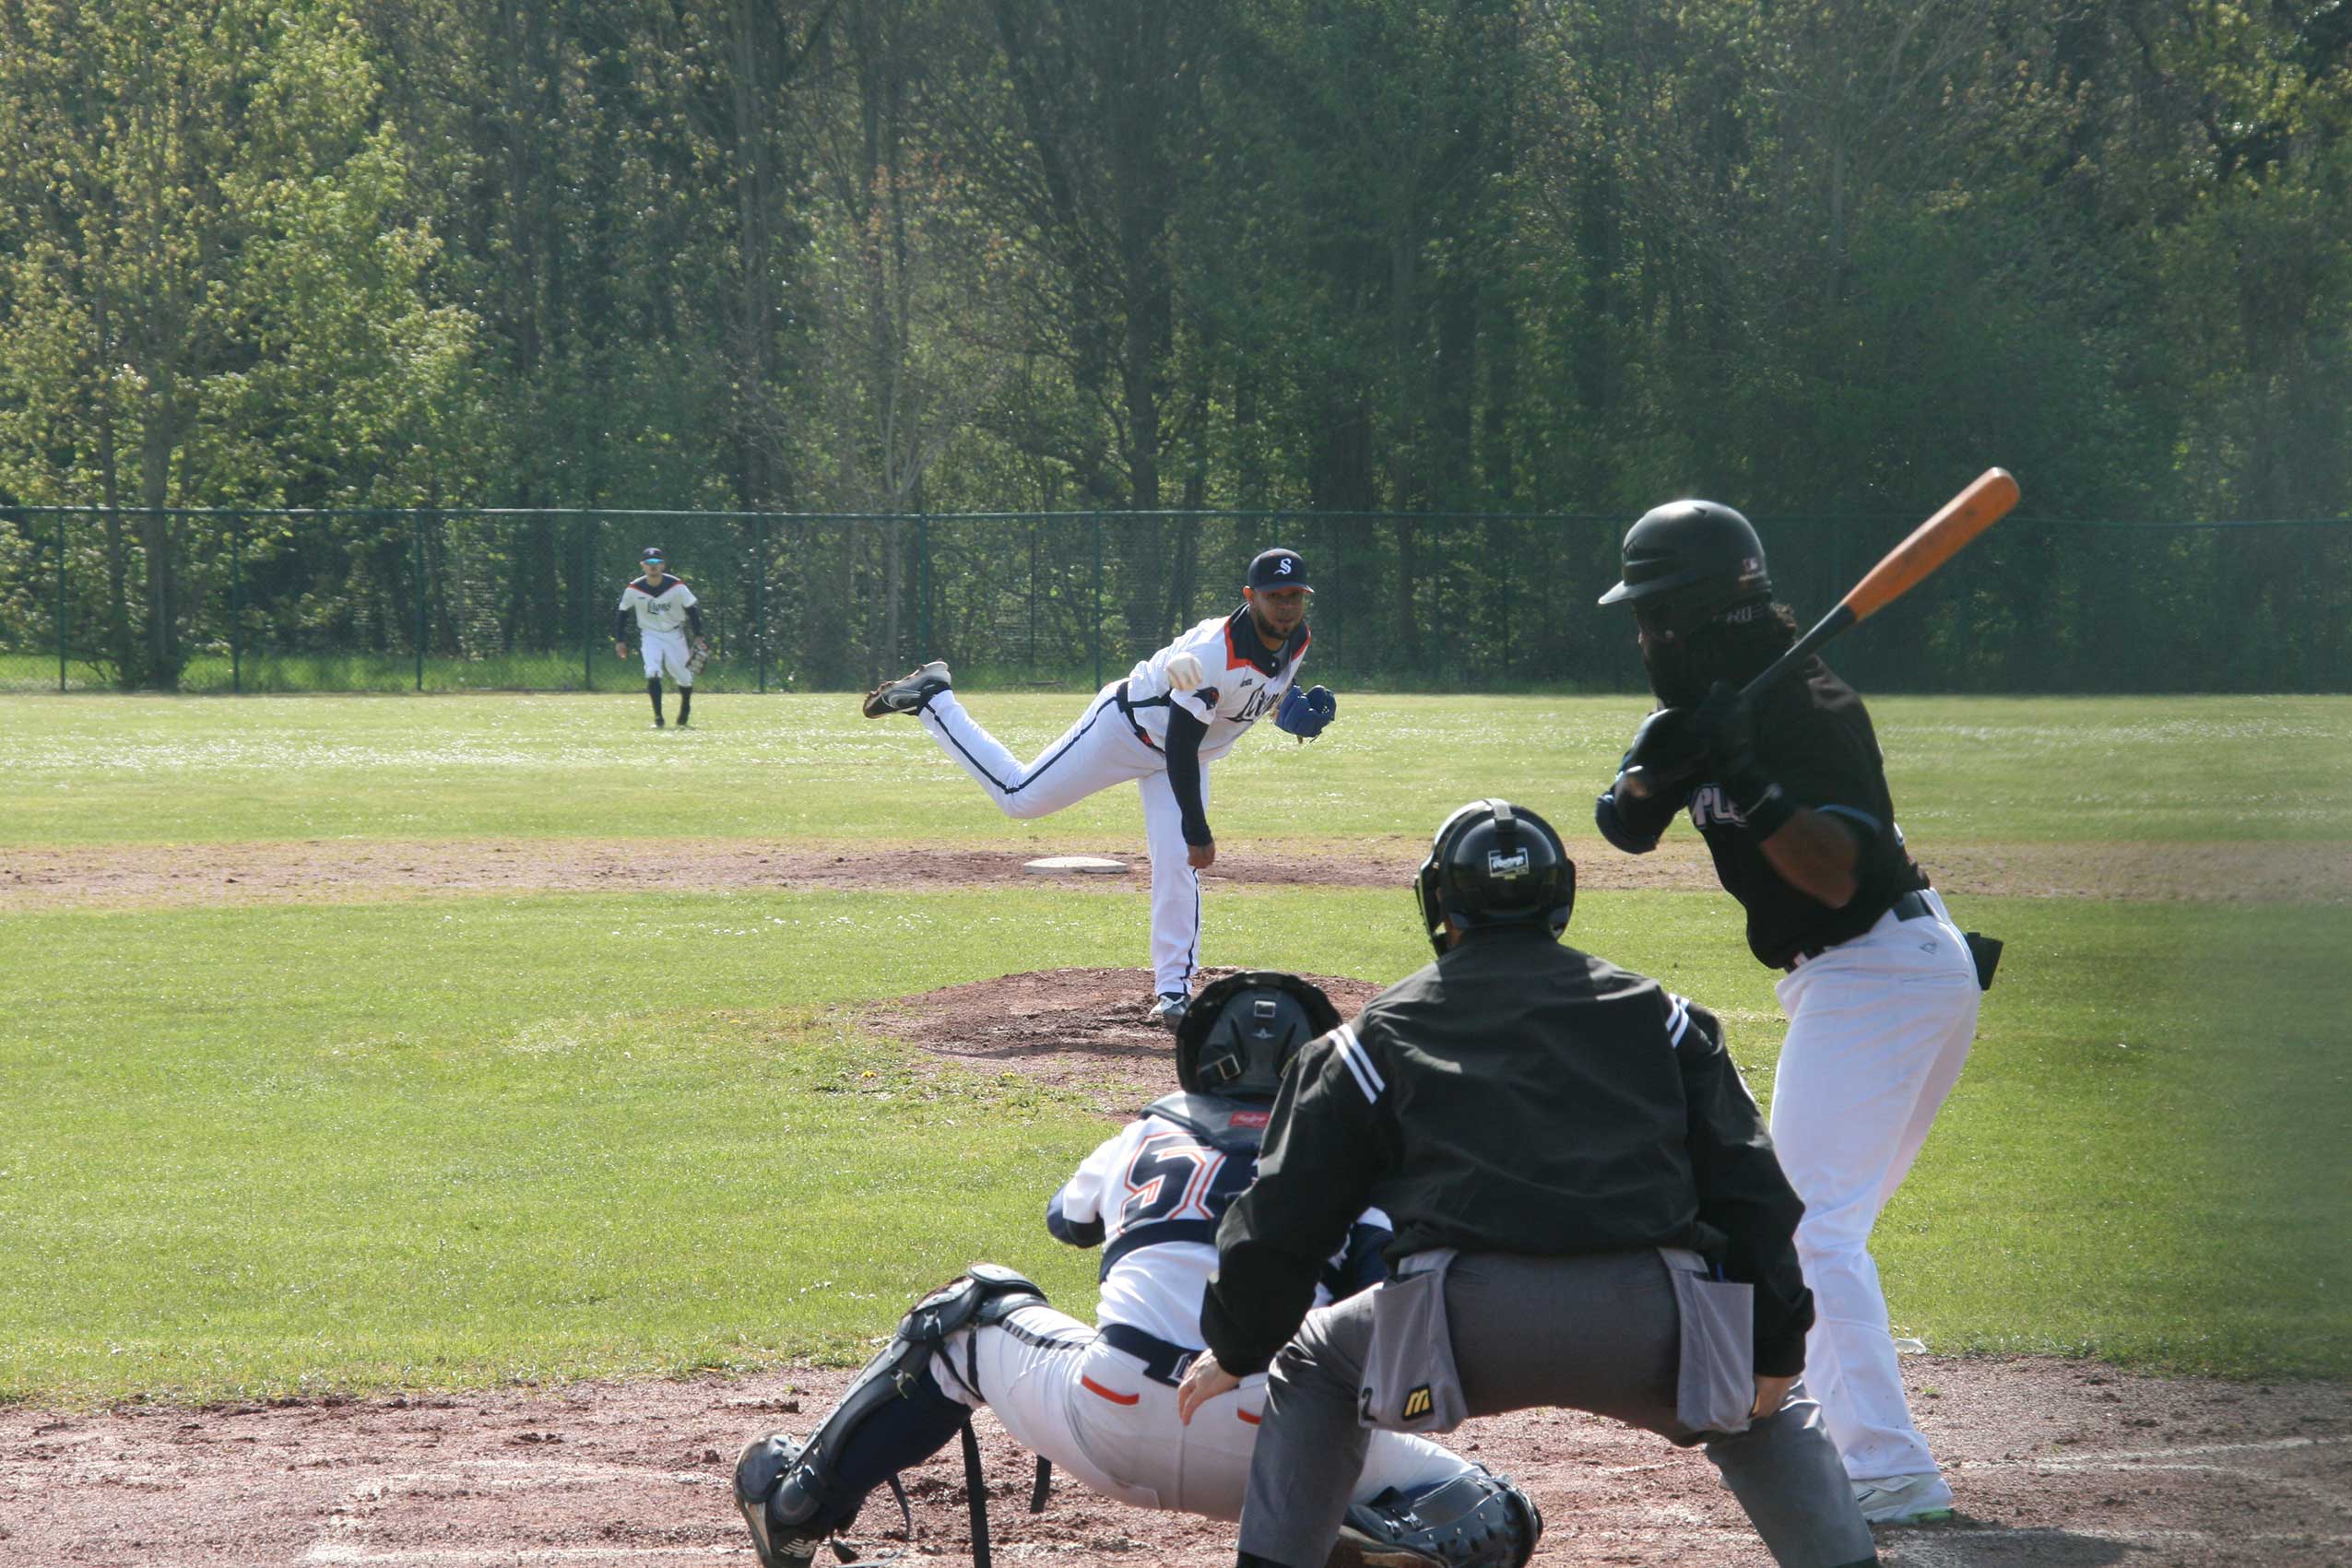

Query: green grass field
2;691;2346;1405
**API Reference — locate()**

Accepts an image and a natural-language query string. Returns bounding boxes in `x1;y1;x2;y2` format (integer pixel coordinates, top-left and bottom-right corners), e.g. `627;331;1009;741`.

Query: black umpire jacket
1200;925;1817;1378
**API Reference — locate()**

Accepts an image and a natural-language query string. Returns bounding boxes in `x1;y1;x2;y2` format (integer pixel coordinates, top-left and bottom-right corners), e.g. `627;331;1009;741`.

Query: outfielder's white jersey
619;575;700;683
923;1102;1468;1520
617;574;698;634
1125;610;1310;761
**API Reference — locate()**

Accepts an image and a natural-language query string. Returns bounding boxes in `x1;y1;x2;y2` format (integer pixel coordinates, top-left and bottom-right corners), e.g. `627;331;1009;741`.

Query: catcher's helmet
1413;799;1576;961
1597;501;1770;632
1175;972;1341;1100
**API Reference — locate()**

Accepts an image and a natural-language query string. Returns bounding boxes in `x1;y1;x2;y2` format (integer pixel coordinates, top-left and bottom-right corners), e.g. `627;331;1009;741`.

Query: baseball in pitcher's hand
1176;1354;1240;1425
1188;840;1216;870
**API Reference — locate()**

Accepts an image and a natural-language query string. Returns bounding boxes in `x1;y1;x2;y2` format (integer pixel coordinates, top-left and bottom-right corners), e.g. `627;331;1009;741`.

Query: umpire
1176;800;1877;1568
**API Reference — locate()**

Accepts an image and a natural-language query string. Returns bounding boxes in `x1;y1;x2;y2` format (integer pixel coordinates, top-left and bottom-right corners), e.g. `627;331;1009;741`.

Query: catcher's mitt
686;643;714;677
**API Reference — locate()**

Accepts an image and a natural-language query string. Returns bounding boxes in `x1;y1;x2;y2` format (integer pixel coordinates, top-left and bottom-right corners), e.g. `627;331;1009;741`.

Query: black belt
1097;1323;1198;1387
1111;680;1164;754
1783;888;1933;972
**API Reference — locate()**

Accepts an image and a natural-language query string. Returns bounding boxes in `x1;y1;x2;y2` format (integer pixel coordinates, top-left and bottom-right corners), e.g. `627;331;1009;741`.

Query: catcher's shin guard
1333;1468;1543;1568
734;1266;1047;1566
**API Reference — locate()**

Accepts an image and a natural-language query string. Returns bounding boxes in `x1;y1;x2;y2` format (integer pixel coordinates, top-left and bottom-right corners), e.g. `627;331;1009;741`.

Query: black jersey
1690;658;1928;968
1199;926;1816;1378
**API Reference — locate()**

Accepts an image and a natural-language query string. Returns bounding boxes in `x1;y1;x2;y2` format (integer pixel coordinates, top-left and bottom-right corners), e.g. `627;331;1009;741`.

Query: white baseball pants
931;1303;1468;1522
919;687;1208;996
641;627;695;684
1770;888;1980;1483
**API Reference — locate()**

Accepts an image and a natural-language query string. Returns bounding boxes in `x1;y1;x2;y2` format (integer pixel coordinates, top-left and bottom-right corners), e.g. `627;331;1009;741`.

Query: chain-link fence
2;507;2347;694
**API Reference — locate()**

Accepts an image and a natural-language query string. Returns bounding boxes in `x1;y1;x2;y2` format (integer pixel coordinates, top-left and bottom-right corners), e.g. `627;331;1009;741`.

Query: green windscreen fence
2;507;2346;694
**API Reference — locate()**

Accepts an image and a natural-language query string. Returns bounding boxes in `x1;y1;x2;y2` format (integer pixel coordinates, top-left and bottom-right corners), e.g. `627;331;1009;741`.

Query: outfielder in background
613;546;710;728
732;972;1538;1568
1593;501;1992;1527
860;548;1338;1029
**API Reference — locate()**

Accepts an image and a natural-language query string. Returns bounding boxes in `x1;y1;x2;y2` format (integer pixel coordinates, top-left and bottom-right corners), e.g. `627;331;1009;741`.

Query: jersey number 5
1120;1134;1248;1227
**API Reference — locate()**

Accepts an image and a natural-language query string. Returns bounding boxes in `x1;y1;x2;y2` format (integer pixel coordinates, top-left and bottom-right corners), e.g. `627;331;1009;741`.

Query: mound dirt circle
849;965;1385;1112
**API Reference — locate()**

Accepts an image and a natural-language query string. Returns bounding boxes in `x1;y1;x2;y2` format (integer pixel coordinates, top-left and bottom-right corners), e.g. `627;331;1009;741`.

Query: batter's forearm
1756;808;1861;908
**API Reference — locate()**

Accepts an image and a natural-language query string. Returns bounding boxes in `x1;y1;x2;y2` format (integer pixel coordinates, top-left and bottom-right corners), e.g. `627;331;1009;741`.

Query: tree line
1;0;2346;690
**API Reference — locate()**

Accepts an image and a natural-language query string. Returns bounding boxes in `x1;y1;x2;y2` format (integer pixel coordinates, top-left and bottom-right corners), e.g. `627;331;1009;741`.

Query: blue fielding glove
1274;683;1337;740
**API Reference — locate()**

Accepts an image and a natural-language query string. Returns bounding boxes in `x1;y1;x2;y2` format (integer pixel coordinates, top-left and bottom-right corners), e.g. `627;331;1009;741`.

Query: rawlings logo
1486;847;1529;878
1230;1109;1270;1129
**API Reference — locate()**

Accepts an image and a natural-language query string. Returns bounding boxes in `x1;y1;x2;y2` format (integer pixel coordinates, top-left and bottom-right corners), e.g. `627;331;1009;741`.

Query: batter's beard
1640;636;1715;710
1642;600;1799;710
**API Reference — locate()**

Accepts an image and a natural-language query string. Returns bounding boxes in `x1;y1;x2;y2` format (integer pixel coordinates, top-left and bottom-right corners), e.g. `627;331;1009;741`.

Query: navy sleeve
1164;706;1211;846
612;605;632;643
686;603;705;637
1046;1187;1105;1249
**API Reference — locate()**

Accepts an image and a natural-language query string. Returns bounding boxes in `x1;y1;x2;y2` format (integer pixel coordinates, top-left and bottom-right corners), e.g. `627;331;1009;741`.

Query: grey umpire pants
1237;1251;1878;1568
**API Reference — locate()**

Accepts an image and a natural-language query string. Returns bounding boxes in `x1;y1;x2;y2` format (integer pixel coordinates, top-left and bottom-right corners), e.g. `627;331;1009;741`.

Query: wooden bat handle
1843;467;2018;623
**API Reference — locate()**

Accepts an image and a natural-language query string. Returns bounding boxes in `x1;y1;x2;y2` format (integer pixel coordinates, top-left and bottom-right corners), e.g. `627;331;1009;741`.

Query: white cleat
1852;1470;1954;1526
1151;991;1190;1031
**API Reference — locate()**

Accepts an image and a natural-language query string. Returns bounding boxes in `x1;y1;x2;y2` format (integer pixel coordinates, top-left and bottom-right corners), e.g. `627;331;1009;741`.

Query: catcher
732;972;1541;1568
612;546;710;728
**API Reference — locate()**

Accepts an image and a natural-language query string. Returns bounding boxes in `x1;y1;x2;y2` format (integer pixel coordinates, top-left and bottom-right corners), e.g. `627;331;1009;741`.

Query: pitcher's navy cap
1247;548;1310;591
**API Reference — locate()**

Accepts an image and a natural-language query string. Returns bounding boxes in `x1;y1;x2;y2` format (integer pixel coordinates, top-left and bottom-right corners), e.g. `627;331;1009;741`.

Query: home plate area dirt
4;971;2346;1566
2;1358;2345;1567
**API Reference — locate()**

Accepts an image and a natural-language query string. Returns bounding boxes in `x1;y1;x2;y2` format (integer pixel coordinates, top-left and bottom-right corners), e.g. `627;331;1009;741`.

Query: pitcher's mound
857;966;1383;1113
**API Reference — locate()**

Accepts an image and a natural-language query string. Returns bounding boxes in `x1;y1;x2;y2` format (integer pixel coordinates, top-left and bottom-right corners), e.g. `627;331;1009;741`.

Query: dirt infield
6;834;2344;910
2;1353;2344;1566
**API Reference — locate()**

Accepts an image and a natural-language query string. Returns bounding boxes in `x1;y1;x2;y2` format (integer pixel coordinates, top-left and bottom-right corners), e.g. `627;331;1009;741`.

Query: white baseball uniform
923;1102;1471;1520
617;574;700;684
1769;886;1979;1481
916;607;1310;995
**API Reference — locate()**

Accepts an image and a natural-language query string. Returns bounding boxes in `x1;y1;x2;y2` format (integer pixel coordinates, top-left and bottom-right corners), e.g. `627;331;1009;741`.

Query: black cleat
861;661;951;718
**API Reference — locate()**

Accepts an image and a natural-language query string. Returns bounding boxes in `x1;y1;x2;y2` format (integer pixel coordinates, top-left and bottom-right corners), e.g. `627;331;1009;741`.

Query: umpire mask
1413;799;1577;961
1176;972;1342;1101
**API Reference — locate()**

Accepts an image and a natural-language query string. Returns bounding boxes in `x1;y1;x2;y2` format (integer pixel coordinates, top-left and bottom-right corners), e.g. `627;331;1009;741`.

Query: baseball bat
1615;468;2017;800
1737;466;2019;701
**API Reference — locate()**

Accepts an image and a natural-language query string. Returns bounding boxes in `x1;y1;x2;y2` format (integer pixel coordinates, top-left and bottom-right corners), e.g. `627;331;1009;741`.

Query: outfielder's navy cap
1247;548;1310;591
641;546;666;562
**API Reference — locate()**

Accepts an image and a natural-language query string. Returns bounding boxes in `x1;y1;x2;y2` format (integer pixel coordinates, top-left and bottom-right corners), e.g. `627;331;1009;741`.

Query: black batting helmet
1413;799;1576;961
1597;501;1770;633
1175;972;1341;1100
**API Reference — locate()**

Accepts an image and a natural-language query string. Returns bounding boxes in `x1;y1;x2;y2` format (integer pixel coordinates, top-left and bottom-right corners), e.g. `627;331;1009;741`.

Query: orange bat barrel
1738;468;2019;701
1843;467;2019;623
